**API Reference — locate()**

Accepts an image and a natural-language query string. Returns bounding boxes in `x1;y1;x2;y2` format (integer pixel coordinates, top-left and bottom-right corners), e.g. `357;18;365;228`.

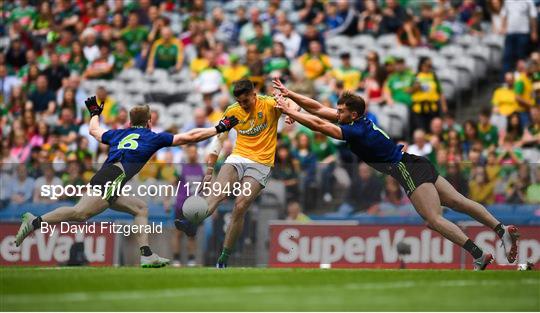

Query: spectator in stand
380;0;408;34
42;52;70;91
469;166;496;205
526;166;540;204
397;14;422;47
248;22;273;56
263;42;289;75
358;0;382;36
477;108;499;150
491;72;519;131
445;161;469;196
10;163;34;205
383;57;414;108
0;64;21;104
83;44;114;80
239;7;271;44
211;7;236;44
33;164;62;204
298;23;325;56
272;144;300;203
411;57;447;132
376;176;411;216
298;41;332;80
292;132;318;210
81;28;100;64
112;39;134;74
416;4;433;38
499;112;524;147
429;7;453;49
337;162;383;216
296;0;325;25
146;26;184;73
53;107;79;146
10;131;31;163
273;22;302;60
325;0;356;37
462;120;479;157
521;106;540;162
505;163;531;204
332;52;361;92
408;129;432;157
6;37;27;71
68;41;88;75
121;12;149;57
514;60;535;125
221;54;250;91
29;74;55;113
286;201;311;223
501;0;538;74
361;51;386;105
487;0;505;35
246;44;265;88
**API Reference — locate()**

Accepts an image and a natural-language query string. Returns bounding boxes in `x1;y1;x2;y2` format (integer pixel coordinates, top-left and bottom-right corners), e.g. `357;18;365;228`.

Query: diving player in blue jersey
273;78;519;271
15;96;238;267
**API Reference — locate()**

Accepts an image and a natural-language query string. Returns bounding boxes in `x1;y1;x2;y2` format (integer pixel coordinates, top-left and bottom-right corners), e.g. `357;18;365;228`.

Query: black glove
85;96;104;117
215;116;239;133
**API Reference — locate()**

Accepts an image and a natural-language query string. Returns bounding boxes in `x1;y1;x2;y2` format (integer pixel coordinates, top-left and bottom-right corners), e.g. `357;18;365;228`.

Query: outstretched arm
275;95;342;140
172;116;238;146
172;127;218;146
86;96;106;142
273;77;338;122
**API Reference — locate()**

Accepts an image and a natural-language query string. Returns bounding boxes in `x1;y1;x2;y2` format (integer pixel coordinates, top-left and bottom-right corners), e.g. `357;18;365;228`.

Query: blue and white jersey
101;127;174;180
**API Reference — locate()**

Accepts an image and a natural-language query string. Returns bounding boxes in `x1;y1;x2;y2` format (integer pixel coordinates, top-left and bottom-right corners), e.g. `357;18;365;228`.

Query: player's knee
234;198;251;213
231;205;249;221
426;216;444;231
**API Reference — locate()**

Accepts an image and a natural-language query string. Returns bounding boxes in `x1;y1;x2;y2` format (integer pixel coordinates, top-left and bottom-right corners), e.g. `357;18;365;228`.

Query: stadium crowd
0;0;539;218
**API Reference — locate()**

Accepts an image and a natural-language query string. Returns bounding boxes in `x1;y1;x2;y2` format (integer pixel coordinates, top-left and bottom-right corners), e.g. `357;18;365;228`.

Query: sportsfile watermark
39;221;163;237
40;181;253;200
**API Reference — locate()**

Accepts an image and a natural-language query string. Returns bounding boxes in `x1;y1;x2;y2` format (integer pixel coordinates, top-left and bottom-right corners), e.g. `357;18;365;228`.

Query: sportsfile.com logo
40;181;253;200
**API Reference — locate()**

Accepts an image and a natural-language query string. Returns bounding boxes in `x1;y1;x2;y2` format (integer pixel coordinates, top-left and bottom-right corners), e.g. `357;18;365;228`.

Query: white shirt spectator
33;175;63;203
83;45;100;64
502;0;537;34
194;68;224;94
274;31;302;59
12;176;35;203
407;142;433;157
0;74;21;102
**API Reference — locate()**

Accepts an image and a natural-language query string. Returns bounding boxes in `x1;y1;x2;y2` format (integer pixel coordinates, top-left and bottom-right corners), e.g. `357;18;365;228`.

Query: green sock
217;247;232;265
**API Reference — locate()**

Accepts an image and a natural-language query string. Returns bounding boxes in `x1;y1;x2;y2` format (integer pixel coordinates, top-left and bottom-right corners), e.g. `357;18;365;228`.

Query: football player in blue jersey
15;96;238;267
273;78;519;271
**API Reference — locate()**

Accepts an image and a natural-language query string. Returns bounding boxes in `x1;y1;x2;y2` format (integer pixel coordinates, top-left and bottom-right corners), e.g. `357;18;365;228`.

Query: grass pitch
1;267;538;311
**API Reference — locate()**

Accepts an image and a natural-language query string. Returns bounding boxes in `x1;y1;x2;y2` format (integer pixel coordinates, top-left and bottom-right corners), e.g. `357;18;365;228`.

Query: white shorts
224;154;272;187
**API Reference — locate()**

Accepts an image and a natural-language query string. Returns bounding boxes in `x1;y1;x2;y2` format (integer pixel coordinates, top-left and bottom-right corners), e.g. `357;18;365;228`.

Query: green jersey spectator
121;12;150;57
247;22;273;55
113;40;134;74
477;108;499;149
383;58;415;106
263;42;289;74
146;27;184;73
8;2;36;29
429;7;453;49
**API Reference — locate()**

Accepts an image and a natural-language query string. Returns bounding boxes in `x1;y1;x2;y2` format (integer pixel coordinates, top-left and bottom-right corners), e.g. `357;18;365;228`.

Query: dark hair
506;111;523;139
480;106;491;117
233;79;254;97
418;56;431;72
337;91;366;116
